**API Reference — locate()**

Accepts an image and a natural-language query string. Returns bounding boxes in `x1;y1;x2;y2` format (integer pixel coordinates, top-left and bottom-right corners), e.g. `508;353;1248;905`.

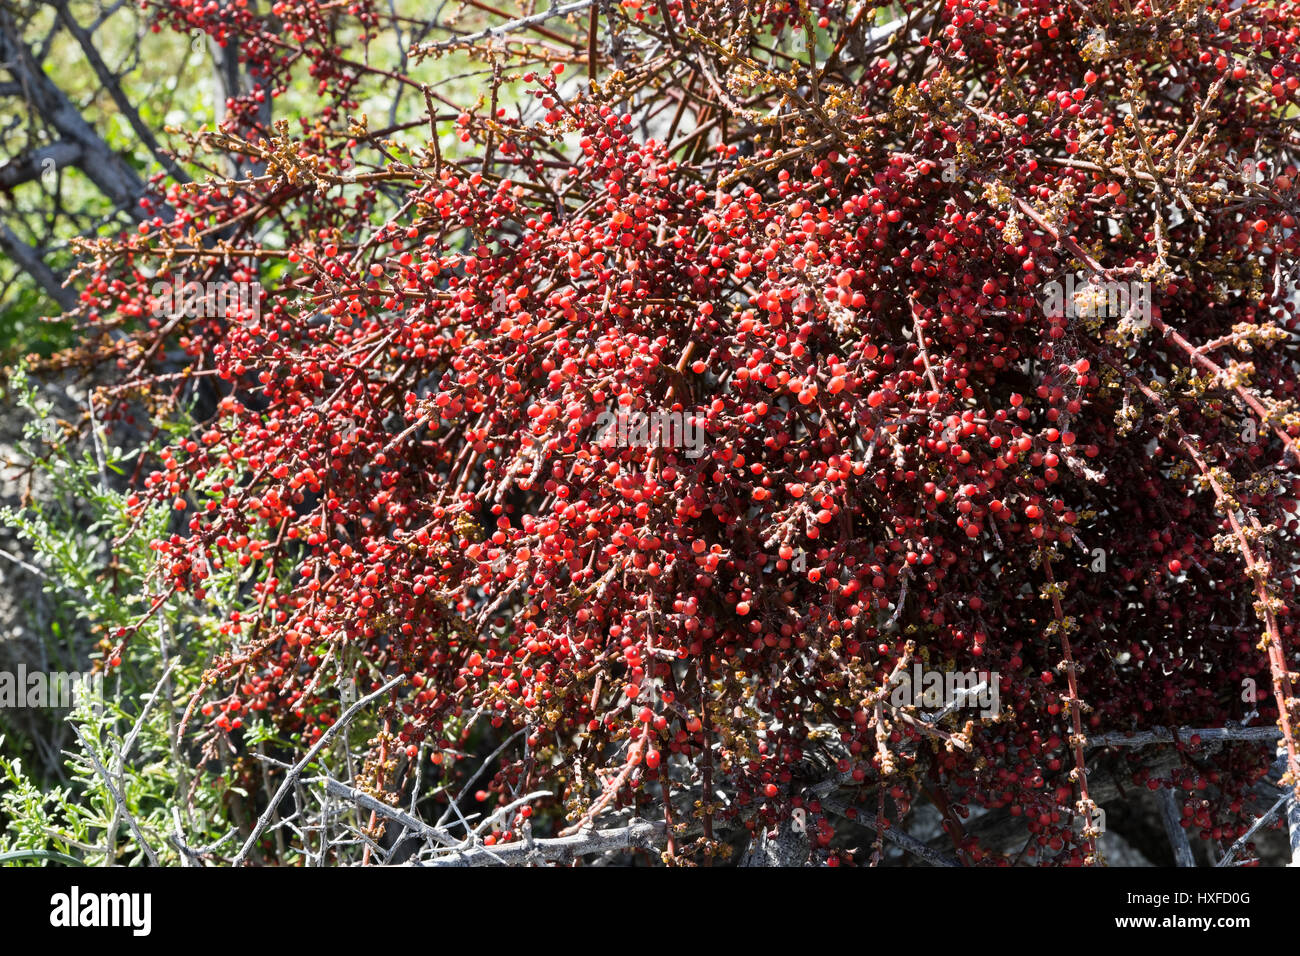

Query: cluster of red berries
69;0;1300;863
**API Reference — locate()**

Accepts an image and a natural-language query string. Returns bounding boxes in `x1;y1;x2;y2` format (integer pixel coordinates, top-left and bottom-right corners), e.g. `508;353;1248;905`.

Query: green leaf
0;849;85;867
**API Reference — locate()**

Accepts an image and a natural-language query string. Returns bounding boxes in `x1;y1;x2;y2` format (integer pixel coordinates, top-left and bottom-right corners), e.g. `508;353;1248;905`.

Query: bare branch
53;1;191;185
0;140;81;189
413;0;593;53
231;674;405;866
1088;725;1281;749
411;818;663;867
69;722;161;866
1156;787;1196;867
0;221;77;309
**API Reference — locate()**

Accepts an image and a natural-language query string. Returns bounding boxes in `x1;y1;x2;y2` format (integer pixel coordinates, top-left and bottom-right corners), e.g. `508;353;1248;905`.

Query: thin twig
1156;787;1196;867
231;674;405;866
413;819;663;867
69;722;160;866
1088;725;1281;748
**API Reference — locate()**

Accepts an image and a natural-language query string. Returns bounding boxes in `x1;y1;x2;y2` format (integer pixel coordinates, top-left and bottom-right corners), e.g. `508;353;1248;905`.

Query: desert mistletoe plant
28;0;1300;865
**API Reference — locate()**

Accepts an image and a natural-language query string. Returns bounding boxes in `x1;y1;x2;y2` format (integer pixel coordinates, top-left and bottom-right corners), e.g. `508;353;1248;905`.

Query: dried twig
1088;725;1281;749
411;819;663;867
1156;787;1196;867
231;674;405;866
69;722;160;866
